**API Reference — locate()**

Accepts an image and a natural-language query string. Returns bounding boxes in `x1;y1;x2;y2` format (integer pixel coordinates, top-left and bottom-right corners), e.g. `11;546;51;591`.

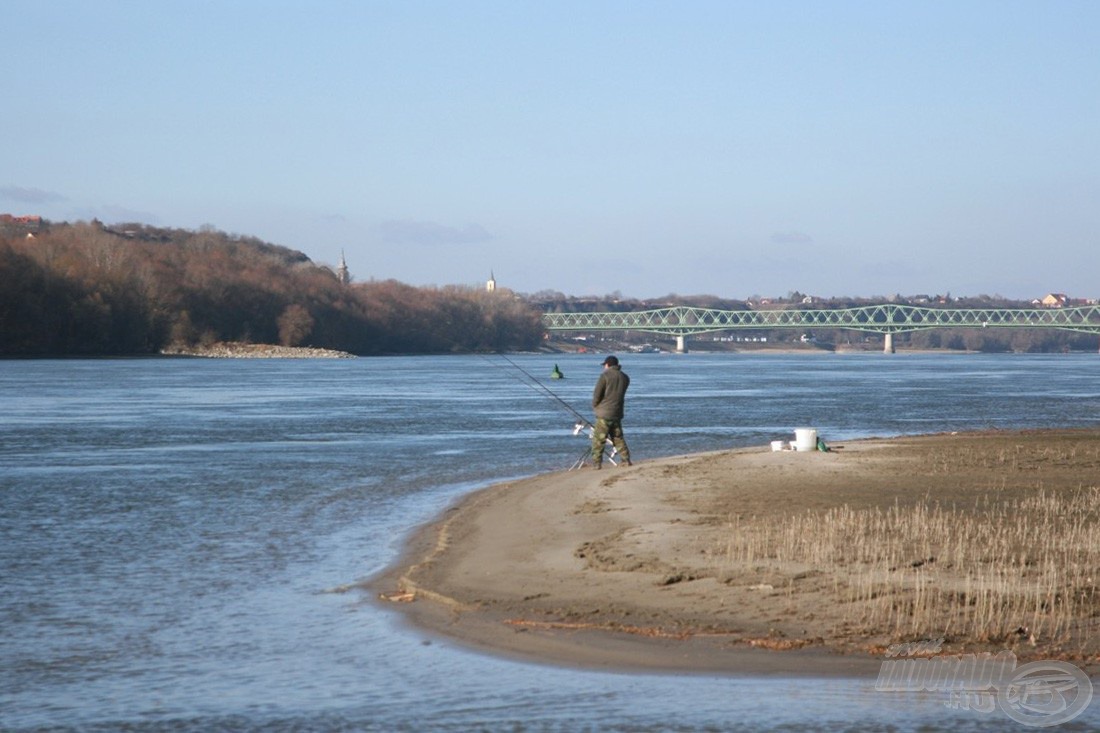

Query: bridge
542;304;1100;353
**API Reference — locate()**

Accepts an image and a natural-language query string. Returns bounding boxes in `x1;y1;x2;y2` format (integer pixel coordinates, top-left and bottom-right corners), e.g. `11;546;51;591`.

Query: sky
2;1;1098;301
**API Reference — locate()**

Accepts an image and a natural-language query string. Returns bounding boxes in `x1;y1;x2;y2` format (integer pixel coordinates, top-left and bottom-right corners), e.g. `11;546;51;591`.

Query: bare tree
277;304;314;346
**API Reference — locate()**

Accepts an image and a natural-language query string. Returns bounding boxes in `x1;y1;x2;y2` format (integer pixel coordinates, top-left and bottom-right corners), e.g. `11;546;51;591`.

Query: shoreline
159;341;356;359
370;429;1100;677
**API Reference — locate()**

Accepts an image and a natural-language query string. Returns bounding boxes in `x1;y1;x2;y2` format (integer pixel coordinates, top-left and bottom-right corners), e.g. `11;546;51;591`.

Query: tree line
0;221;545;356
4;220;1092;356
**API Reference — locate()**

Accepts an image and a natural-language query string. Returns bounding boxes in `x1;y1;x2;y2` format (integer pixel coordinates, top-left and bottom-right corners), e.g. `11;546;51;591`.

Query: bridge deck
543;304;1100;337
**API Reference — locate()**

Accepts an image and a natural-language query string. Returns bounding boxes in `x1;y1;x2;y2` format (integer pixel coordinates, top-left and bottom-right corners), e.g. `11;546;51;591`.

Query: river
2;353;1098;731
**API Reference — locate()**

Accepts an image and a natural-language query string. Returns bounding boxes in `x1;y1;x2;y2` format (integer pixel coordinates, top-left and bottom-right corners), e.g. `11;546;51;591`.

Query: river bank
372;429;1100;676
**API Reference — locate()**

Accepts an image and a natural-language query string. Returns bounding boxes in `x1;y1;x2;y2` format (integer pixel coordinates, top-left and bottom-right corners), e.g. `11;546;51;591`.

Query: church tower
486;270;496;293
337;251;350;285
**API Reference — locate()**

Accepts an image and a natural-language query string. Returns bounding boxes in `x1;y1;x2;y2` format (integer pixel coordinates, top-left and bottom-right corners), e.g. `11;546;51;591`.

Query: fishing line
482;353;593;428
483;353;617;470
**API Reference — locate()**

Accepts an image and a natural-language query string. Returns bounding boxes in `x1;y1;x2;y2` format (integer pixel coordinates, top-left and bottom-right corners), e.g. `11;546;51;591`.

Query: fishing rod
484;353;619;470
483;353;593;428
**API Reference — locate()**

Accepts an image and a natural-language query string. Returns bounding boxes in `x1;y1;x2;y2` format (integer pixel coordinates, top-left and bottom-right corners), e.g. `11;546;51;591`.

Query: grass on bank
722;481;1100;649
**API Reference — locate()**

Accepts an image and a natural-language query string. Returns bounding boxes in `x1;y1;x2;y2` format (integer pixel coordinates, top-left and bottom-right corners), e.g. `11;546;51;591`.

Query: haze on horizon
3;1;1097;302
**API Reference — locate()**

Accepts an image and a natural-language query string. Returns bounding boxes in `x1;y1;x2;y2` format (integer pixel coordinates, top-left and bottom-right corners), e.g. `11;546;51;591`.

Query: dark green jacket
592;365;630;420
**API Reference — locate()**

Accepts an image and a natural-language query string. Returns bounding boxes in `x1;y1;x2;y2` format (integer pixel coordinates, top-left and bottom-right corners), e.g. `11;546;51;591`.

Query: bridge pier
675;335;688;353
884;333;895;354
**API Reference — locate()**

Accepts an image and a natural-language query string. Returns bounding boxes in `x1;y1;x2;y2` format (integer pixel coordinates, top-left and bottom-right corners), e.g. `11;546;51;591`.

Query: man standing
591;355;632;469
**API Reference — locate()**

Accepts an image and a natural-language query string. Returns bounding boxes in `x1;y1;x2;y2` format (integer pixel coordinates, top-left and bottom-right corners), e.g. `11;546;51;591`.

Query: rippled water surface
2;353;1098;731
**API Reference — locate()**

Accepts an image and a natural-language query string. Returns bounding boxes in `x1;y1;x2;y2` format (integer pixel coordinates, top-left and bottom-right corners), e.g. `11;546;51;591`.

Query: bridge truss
543;304;1100;351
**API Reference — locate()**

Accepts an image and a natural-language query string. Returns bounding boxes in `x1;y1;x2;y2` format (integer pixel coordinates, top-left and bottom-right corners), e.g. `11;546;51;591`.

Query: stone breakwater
160;342;356;359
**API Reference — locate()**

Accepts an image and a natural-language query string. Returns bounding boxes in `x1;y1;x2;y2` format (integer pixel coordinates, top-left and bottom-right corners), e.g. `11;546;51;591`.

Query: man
590;355;632;469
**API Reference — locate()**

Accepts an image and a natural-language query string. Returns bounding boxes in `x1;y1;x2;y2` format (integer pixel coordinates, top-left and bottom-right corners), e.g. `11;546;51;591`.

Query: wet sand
371;429;1100;676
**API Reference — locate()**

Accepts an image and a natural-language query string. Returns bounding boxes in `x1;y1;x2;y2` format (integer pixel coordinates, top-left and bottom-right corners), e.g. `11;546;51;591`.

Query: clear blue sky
3;1;1097;300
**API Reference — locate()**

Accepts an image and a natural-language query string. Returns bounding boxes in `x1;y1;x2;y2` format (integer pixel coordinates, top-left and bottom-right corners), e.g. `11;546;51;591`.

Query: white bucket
794;427;818;452
770;440;785;452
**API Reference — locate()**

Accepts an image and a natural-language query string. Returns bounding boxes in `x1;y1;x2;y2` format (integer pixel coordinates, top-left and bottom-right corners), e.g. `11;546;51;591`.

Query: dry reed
722;486;1100;646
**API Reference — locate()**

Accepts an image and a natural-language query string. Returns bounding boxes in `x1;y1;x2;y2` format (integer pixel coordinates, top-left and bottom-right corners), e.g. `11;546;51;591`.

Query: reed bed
722;486;1100;645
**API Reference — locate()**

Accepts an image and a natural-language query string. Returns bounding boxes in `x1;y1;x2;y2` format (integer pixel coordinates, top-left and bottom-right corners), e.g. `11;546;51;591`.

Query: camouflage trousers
591;417;630;466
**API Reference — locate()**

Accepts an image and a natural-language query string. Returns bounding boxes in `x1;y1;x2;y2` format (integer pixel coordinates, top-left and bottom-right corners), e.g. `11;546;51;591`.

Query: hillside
0;221;544;357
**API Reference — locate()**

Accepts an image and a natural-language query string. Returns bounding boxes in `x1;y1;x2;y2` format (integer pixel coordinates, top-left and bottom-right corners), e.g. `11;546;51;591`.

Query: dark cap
602;355;619;366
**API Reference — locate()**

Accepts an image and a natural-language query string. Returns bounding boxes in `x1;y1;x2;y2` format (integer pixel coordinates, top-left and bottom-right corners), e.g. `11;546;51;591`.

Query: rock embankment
160;342;356;359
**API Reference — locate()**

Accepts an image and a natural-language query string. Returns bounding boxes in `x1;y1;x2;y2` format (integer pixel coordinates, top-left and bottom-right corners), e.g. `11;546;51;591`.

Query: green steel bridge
542;304;1100;353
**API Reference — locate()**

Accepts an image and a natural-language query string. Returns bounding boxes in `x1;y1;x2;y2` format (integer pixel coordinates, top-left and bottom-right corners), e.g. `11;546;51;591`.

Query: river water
2;352;1098;731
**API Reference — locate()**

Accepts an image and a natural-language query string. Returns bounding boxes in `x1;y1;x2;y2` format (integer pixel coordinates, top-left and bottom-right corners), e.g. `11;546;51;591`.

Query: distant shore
372;429;1100;676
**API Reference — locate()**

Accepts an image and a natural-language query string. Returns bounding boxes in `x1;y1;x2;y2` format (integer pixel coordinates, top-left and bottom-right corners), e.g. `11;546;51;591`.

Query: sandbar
371;429;1100;677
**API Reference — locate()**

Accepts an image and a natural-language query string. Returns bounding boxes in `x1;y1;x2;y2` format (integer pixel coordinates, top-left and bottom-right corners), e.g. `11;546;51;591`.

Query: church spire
337;250;350;285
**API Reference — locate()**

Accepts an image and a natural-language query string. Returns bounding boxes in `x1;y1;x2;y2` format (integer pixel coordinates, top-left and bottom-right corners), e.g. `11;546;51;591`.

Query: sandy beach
372;429;1100;676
